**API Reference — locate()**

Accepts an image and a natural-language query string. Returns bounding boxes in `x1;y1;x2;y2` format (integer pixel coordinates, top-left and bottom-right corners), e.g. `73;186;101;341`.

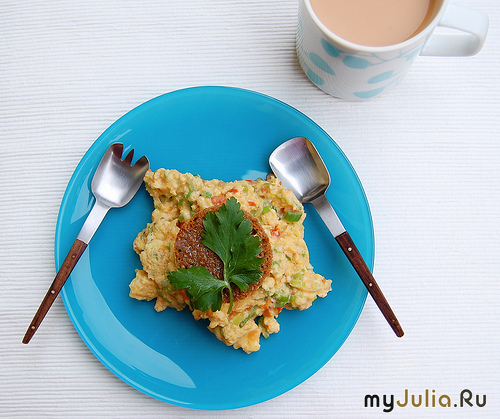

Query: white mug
297;0;489;100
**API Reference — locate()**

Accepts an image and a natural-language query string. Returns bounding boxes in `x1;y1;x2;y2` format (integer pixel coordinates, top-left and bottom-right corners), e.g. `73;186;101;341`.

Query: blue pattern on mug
299;36;424;99
343;56;374;69
353;87;387;99
321;39;341;57
305;63;325;86
309;53;335;75
367;71;395;84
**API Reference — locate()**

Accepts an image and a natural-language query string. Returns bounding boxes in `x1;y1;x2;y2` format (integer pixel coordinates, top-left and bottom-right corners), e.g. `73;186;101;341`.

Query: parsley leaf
167;197;263;313
167;266;225;312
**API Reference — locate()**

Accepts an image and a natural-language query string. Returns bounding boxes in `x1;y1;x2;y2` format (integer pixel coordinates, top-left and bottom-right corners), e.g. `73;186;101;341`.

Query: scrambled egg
129;169;332;353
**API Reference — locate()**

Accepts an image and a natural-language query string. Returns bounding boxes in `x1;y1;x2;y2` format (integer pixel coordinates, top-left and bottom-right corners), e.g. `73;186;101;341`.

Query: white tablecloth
1;1;499;417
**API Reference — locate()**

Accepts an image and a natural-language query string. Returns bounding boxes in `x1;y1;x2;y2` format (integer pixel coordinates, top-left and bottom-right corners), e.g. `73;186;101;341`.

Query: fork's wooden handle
336;231;404;338
22;239;88;344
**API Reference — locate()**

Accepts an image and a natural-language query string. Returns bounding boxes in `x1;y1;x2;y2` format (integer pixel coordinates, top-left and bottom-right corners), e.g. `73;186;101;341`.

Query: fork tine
123;149;135;164
134;155;149;168
112;143;124;157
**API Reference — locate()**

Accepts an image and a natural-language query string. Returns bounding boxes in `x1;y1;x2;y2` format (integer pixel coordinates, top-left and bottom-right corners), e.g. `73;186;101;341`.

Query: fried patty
174;206;272;302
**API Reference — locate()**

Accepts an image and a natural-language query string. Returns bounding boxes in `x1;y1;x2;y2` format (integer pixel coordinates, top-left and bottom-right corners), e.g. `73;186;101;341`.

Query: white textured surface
1;1;499;417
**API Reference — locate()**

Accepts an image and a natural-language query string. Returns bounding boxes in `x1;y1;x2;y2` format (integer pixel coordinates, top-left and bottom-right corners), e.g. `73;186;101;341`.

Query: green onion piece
239;306;259;328
232;312;245;326
272;292;290;307
261;206;271;215
258;317;269;339
283;211;302;222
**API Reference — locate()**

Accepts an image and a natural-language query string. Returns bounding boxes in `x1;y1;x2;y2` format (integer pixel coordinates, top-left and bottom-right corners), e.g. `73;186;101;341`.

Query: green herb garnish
168;197;263;313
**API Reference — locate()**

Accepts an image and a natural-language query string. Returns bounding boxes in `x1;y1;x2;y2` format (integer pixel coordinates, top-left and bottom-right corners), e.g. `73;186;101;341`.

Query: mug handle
420;3;489;56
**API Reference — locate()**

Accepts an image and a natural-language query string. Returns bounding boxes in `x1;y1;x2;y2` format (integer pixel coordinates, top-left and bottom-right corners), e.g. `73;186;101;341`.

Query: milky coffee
310;0;437;47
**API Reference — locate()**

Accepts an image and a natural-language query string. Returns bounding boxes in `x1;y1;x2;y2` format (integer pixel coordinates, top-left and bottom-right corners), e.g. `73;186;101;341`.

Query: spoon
270;137;403;337
23;143;150;344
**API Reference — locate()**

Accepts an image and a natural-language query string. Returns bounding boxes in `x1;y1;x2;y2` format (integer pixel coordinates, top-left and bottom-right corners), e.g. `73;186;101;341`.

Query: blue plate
56;86;373;410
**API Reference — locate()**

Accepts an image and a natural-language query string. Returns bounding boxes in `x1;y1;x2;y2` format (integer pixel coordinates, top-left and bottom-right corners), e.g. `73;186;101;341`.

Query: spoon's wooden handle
336;231;404;338
22;239;88;344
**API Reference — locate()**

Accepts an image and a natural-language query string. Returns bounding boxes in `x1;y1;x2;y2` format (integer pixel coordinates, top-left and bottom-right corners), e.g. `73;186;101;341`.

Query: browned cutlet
174;206;272;302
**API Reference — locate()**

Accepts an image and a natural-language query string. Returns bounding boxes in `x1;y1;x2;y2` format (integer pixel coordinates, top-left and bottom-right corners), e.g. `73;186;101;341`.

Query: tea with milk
310;0;437;47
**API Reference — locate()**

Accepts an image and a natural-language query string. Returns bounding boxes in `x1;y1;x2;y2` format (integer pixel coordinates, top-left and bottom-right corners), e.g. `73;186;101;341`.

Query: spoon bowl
269;136;330;203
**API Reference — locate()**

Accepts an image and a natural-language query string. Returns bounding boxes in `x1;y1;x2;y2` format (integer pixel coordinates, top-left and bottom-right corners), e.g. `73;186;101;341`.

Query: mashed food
129;168;332;353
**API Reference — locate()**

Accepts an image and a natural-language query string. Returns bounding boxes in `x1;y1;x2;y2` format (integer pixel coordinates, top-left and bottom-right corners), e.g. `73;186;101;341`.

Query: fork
23;143;149;344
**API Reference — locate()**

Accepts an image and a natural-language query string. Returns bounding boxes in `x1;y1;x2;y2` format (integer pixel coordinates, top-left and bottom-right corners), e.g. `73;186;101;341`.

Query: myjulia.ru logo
364;389;487;413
